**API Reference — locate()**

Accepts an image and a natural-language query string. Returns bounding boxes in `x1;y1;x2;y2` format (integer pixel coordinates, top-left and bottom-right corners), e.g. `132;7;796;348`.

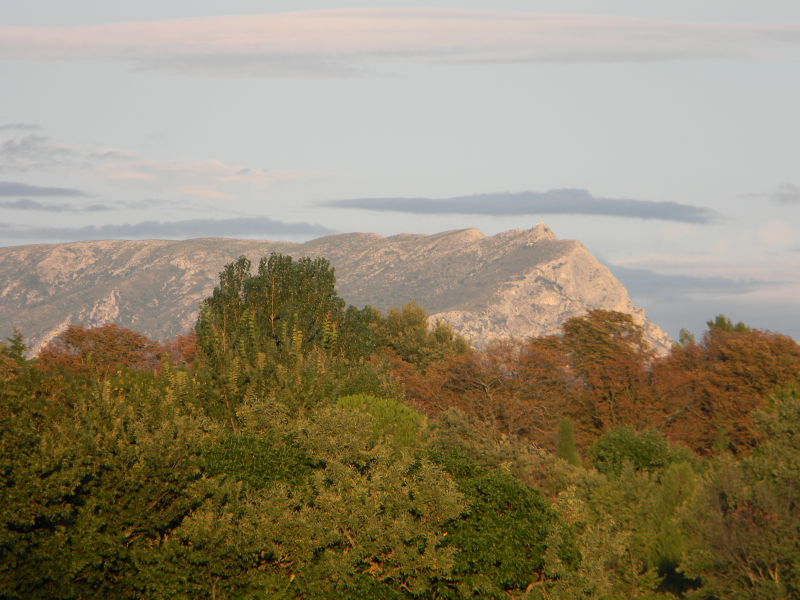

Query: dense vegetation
2;253;799;599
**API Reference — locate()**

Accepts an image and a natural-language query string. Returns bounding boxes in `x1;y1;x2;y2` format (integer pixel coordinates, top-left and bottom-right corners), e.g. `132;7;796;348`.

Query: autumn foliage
27;307;800;456
5;254;800;599
651;326;800;453
391;310;800;455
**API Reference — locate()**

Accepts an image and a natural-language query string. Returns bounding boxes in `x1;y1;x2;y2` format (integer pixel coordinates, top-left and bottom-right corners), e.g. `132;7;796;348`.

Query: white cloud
1;10;800;77
758;220;796;247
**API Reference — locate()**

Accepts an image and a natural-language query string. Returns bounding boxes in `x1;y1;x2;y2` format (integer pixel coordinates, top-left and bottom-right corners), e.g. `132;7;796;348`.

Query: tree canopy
2;259;800;600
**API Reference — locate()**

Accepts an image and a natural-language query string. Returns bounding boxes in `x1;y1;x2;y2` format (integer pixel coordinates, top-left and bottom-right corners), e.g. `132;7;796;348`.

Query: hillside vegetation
2;253;799;600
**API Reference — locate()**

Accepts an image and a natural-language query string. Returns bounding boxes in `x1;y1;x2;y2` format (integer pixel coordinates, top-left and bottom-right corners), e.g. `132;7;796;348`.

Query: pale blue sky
1;1;798;339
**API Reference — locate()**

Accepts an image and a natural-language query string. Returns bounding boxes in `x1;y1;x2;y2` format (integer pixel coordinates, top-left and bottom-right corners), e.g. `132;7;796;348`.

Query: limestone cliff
0;224;671;355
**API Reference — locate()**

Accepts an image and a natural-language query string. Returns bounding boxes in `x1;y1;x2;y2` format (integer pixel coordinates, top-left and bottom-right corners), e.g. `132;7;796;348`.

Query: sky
1;0;799;341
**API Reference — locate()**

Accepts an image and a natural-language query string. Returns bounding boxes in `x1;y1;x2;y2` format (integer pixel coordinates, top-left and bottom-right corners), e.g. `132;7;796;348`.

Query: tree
372;301;469;372
197;253;354;362
0;376;276;599
36;323;161;378
707;314;749;334
557;419;582;467
0;329;28;380
193;253;395;425
408;337;572;444
427;448;579;598
588;426;689;477
651;322;800;454
681;377;800;599
560;310;655;437
158;329;198;369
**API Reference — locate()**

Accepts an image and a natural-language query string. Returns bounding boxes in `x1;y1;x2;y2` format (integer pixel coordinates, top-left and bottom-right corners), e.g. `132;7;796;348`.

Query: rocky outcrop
427;227;671;353
0;224;671;354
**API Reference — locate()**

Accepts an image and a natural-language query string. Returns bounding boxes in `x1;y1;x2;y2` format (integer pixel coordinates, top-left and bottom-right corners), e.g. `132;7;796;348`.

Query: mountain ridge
0;224;671;354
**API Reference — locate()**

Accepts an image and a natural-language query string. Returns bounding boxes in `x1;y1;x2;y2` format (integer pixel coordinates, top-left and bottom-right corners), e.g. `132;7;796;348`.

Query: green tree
589;427;678;477
557;418;582;467
197;253;350;362
707;314;749;334
428;448;579;598
193;253;396;424
225;398;467;599
682;377;800;599
373;300;469;371
337;393;424;447
0;375;281;599
0;328;27;364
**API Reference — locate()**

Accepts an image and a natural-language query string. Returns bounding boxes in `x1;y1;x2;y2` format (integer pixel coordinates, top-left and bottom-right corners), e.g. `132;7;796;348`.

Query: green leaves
337;394;424;448
557;419;582;467
0;377;235;599
428;448;578;598
589;426;675;477
681;377;800;599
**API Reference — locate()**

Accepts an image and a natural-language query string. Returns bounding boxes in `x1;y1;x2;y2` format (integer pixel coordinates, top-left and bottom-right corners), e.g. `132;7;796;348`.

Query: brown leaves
651;329;800;454
37;324;160;377
388;309;800;456
389;337;574;446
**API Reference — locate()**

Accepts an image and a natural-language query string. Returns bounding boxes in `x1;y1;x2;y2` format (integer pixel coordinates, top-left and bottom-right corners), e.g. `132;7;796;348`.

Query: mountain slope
0;224;671;354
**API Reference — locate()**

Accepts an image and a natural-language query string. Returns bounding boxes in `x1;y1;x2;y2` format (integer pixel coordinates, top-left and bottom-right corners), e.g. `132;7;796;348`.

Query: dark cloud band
771;184;800;205
0;181;86;197
0;216;334;242
606;263;771;301
326;189;720;224
0;123;41;131
0;198;111;212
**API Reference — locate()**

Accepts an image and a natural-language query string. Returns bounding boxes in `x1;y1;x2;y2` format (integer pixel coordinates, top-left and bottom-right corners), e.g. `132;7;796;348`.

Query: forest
1;253;799;600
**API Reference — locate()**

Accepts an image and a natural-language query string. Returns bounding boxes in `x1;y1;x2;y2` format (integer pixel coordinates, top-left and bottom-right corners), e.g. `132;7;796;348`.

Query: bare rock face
426;227;672;353
0;225;671;355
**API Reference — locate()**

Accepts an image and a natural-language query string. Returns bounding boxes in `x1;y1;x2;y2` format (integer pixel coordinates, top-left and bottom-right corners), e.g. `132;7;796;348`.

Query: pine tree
557;418;582;467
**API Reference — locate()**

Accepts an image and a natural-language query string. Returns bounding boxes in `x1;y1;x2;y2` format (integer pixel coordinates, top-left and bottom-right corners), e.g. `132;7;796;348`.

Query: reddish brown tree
651;327;800;454
396;337;573;445
159;330;198;369
560;310;656;438
37;324;161;378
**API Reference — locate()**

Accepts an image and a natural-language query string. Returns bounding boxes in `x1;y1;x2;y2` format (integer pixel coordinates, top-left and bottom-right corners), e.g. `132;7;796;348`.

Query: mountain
0;224;672;354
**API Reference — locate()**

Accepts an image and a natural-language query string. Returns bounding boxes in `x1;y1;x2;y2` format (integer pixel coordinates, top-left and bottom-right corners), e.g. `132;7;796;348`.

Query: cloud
603;262;800;341
0;134;75;171
605;263;772;302
0;181;86;197
118;198;184;210
91;158;318;199
0;123;40;131
0;198;111;212
771;183;800;205
88;149;135;160
758;220;796;247
2;10;800;77
0;216;334;242
326;189;721;223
